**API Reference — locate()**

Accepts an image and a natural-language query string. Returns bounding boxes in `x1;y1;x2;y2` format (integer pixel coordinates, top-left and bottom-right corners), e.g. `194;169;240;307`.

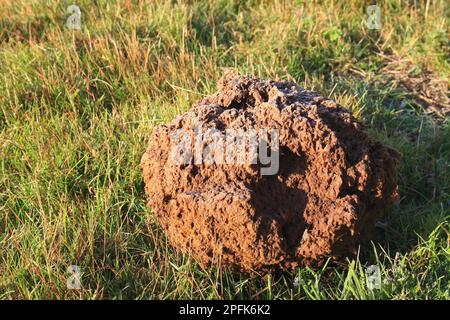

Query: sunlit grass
0;0;448;299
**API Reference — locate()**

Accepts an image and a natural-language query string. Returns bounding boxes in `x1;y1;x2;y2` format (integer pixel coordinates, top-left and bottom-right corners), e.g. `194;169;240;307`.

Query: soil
141;71;401;273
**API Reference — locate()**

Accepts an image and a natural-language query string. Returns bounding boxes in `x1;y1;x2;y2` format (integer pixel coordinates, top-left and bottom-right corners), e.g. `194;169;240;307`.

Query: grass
0;0;449;300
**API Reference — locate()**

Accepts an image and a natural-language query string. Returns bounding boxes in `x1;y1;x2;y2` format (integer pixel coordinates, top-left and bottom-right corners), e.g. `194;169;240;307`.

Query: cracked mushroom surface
141;72;400;273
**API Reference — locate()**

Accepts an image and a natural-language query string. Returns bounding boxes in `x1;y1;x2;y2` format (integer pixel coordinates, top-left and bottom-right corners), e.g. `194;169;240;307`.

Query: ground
0;0;448;299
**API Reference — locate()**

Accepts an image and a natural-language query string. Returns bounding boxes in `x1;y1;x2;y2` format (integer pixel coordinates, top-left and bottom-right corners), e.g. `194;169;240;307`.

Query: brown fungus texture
141;72;400;273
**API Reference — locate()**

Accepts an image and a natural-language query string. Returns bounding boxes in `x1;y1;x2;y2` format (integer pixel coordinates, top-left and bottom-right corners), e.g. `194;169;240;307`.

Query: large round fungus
141;72;400;273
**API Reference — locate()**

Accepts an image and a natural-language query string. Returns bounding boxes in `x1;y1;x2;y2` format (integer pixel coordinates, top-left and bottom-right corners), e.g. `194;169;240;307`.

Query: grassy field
0;0;449;299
